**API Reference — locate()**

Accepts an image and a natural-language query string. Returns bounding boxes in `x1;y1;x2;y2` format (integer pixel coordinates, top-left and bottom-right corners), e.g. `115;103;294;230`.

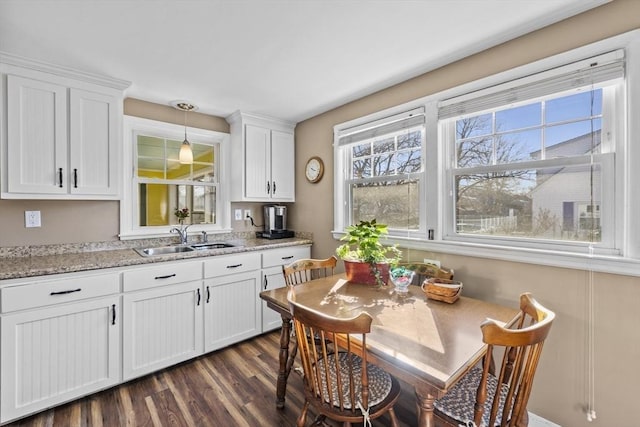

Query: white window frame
120;116;231;240
334;30;640;276
440;76;621;255
335;107;427;238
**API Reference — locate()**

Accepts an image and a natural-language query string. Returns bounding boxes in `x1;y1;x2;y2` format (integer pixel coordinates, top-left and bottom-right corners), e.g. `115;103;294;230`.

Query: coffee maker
257;205;294;239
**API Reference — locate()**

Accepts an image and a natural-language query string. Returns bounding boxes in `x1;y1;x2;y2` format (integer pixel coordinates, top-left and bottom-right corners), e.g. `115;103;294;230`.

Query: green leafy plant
174;207;190;222
336;219;402;285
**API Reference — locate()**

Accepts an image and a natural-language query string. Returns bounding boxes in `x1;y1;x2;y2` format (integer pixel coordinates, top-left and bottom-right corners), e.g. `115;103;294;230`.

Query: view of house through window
136;134;218;227
449;87;608;243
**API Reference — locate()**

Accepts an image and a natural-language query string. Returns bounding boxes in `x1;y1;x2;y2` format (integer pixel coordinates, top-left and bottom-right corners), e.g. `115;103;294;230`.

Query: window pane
352;158;371;178
138;183;217;226
192;143;214;163
398;130;421;149
353;144;371;158
456;113;492;138
396;149;421;173
166;139;182;162
546;90;602;124
167;161;191;179
373;153;394;176
373;137;394;154
352;180;419;230
496;103;541;131
457;137;493;167
498;129;541;163
139;183;170;226
545;121;601;155
193;164;215;182
455;164;601;242
138;158;164;178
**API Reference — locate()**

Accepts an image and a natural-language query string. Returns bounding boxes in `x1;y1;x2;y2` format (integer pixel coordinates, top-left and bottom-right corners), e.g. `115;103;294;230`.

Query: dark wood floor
6;331;419;427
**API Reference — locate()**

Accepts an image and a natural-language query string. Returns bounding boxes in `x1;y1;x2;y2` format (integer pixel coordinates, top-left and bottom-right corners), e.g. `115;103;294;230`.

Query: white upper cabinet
1;52;130;199
227;111;295;202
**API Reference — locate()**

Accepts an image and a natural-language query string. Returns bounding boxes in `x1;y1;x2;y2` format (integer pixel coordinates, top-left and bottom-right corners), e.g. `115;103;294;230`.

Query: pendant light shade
179;137;193;164
171;101;198;165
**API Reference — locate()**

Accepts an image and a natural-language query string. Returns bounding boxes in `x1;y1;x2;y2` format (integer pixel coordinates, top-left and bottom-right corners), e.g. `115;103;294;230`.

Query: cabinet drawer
1;272;119;313
262;246;311;268
204;252;260;278
123;261;202;292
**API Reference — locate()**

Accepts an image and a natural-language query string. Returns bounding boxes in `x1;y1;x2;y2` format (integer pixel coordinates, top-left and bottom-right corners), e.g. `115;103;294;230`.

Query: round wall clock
305;156;324;183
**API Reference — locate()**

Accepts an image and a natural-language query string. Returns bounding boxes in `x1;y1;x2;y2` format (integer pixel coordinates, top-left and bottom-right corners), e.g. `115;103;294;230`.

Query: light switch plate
25;210;41;228
234;209;242;220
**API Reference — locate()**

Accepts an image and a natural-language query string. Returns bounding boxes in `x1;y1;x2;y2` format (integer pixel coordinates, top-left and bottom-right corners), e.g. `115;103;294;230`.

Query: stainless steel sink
135;245;195;257
190;242;237;250
135;242;240;256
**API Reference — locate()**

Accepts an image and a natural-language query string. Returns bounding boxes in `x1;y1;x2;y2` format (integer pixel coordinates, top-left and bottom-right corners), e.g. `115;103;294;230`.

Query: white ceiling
0;0;609;124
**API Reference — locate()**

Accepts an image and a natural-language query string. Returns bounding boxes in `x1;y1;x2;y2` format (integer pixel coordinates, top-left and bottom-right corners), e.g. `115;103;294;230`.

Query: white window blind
438;50;624;119
337;107;425;146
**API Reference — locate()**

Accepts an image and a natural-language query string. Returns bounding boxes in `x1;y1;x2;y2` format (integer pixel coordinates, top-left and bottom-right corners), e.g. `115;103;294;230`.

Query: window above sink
120;116;232;240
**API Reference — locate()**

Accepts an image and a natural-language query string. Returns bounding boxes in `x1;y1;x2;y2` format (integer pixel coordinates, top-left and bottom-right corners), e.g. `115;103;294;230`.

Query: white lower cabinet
122;281;204;381
203;252;262;352
261;245;311;332
0;295;120;423
204;270;261;352
0;244;310;422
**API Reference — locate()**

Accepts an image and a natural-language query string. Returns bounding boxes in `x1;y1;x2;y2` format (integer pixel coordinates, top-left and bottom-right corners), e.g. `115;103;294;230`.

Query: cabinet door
204;270;261;352
122;282;203;381
6;75;68;194
261;266;288;332
0;296;120;424
244;124;271;199
261;245;310;331
270;130;295;201
69;88;119;196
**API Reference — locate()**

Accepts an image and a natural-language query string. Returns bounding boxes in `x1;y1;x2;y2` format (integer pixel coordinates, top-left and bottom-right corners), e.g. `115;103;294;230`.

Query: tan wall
291;1;640;425
0;98;231;247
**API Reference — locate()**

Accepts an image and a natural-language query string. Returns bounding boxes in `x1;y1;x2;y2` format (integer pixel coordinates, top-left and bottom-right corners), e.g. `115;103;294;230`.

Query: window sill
332;232;640;278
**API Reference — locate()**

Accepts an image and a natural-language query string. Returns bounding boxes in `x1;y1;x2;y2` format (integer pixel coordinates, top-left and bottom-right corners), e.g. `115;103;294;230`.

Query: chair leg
297;401;310;427
388;407;400;427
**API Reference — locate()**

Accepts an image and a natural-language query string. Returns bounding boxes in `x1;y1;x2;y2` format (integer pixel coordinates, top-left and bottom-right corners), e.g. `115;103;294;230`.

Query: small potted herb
336;219;402;286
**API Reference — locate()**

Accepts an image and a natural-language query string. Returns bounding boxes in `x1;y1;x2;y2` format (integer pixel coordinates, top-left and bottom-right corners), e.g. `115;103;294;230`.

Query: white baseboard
529;412;561;427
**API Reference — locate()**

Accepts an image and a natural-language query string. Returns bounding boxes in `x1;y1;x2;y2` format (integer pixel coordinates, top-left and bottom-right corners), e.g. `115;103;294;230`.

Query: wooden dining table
259;274;519;427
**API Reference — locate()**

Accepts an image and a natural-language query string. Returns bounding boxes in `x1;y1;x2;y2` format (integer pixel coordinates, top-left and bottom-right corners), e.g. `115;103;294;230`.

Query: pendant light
171;101;198;164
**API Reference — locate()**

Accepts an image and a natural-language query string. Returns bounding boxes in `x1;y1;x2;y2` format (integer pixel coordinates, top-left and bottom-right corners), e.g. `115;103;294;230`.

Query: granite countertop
0;234;313;281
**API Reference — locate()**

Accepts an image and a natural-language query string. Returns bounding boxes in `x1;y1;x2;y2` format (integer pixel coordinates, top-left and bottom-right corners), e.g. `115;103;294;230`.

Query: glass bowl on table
389;266;415;294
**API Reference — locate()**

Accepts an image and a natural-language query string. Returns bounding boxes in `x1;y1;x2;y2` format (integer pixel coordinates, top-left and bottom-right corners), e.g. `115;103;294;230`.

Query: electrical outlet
234;209;242;221
423;258;441;268
244;209;251;219
25;210;41;228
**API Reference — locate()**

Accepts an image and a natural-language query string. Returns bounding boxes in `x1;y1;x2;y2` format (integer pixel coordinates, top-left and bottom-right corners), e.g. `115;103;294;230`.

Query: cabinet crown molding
0;51;131;91
226;110;296;131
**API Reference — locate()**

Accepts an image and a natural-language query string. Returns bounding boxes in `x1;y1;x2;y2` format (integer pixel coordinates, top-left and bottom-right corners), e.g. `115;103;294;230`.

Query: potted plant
336;219;402;286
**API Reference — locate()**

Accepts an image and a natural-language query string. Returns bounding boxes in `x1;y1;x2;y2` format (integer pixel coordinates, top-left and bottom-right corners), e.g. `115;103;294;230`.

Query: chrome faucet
201;231;208;243
170;225;191;245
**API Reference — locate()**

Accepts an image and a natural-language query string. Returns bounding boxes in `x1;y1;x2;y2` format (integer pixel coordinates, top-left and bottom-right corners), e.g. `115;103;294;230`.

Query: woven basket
421;278;463;303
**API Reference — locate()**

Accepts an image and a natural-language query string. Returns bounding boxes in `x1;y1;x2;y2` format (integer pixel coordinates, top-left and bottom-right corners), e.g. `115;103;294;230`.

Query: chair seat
317;352;393;409
434;367;511;427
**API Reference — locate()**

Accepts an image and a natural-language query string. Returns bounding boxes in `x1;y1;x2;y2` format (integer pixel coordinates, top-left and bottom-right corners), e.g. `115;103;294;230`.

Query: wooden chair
433;293;555;427
283;256;338;286
287;288;401;427
397;262;454;286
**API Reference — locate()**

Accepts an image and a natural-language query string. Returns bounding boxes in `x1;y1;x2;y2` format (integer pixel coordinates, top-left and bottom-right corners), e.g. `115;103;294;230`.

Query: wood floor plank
4;331;418;427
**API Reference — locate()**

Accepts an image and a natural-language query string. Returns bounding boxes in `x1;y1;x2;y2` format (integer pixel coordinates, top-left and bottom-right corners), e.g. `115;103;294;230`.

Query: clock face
305;157;323;183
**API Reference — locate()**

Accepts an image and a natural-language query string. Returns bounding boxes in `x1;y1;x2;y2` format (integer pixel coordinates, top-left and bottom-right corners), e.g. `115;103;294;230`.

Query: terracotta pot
343;260;390;286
